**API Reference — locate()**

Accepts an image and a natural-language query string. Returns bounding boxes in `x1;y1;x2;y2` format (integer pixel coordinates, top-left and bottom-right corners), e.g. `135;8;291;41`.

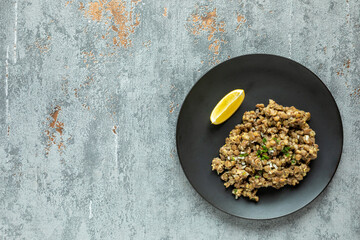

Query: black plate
176;54;343;220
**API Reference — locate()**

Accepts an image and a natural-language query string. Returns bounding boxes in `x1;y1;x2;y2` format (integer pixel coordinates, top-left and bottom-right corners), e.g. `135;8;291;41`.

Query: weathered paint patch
186;6;227;64
81;0;142;48
236;14;246;31
49;107;64;135
85;1;103;21
45;106;65;155
163;7;168;17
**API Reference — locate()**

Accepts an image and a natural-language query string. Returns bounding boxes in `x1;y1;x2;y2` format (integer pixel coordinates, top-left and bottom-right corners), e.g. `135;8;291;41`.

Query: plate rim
175;53;344;220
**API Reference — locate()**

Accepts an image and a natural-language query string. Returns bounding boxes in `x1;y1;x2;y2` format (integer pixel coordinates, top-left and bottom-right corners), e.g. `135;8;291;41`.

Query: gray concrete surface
0;0;359;239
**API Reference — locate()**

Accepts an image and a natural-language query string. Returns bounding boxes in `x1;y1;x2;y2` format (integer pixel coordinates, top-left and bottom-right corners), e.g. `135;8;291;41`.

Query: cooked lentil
211;100;319;202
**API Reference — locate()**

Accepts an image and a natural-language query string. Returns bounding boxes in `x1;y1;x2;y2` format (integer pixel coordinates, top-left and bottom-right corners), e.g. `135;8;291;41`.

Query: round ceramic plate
176;54;343;220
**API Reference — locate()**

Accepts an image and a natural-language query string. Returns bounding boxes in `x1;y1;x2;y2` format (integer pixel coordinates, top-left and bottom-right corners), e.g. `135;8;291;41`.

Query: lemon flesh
210;89;245;125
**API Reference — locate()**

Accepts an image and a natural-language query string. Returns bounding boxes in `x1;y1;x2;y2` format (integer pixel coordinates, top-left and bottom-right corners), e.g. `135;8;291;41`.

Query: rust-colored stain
169;148;176;159
345;59;351;68
74;75;95;110
82;103;90;110
350;87;360;98
236;14;246;31
82;51;99;66
74;88;79;98
65;0;74;6
85;1;103;21
32;35;52;54
45;106;65;155
337;59;351;76
74;75;95;99
49;107;60;127
49;106;64;135
186;6;227;63
57;142;65;150
169;102;179;113
142;40;151;48
61;76;69;96
82;0;142;48
79;2;85;10
74;74;95;110
112;125;117;134
163;7;168;17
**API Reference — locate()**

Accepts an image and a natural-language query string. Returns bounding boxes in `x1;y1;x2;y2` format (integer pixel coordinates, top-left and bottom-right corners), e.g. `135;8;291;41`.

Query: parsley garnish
281;146;290;154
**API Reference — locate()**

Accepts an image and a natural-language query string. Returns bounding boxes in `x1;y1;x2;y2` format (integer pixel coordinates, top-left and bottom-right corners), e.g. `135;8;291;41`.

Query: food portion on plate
211;100;319;202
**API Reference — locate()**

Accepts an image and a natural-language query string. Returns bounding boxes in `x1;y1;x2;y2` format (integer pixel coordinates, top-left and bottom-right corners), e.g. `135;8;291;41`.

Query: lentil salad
211;100;319;202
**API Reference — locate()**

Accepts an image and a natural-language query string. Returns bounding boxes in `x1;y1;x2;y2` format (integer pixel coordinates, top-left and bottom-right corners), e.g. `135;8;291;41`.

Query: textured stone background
0;0;359;239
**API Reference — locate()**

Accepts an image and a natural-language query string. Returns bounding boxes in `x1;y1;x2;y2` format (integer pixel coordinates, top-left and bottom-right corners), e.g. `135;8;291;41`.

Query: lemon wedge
210;89;245;125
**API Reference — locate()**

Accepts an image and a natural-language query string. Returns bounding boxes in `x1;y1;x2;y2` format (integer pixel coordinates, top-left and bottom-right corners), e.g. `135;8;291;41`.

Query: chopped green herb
262;145;268;152
281;146;290;154
239;153;248;157
258;170;263;175
231;156;236;161
285;153;290;157
262;138;267;143
263;155;270;160
255;175;260;179
233;189;238;194
257;150;261;155
273;137;280;143
269;148;273;151
291;160;296;165
242;172;247;175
